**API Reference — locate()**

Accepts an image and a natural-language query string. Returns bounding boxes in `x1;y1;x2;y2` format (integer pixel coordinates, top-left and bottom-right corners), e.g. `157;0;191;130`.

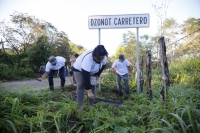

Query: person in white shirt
38;56;68;91
73;45;108;111
111;54;131;96
70;53;79;84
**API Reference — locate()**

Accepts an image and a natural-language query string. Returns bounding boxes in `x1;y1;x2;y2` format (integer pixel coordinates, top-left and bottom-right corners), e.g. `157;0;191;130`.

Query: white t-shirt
45;56;66;72
112;59;130;75
73;50;107;75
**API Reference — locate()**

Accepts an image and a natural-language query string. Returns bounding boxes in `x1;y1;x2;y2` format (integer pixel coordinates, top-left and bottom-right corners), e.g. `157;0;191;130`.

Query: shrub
0;63;12;81
19;68;35;77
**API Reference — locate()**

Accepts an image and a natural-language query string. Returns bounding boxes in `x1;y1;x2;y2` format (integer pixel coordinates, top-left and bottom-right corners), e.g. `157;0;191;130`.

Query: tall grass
0;57;200;132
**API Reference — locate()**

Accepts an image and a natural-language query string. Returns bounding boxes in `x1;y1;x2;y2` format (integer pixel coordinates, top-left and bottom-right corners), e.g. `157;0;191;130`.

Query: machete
95;97;123;106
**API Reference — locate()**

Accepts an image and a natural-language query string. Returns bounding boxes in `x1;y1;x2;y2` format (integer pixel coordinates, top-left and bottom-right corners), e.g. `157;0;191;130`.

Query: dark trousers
73;71;96;106
48;66;65;87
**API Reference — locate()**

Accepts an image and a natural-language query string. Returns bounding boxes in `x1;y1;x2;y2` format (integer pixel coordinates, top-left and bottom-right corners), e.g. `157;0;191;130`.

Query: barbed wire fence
166;28;200;48
131;28;200;99
149;28;200;63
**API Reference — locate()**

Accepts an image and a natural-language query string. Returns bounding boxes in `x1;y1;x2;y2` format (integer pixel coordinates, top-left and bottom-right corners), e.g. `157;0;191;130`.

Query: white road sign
88;14;150;29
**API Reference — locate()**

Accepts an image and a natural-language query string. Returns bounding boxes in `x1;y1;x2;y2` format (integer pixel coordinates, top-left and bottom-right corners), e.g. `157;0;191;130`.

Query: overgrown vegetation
0;4;199;132
0;57;199;133
0;12;86;81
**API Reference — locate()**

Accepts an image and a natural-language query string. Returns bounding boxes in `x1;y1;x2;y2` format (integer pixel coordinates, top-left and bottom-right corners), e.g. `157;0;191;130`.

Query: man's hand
87;89;94;99
111;68;119;76
37;78;43;81
114;71;119;76
38;72;48;81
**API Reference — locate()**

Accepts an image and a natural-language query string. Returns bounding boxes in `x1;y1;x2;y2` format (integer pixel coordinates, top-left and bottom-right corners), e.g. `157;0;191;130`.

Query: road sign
88;14;150;29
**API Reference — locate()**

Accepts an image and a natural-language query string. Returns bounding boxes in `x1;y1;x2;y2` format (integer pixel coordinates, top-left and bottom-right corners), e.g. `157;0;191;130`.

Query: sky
0;0;200;56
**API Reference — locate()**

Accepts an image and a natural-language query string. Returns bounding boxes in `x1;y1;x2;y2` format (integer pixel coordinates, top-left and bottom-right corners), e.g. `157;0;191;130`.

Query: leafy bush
0;63;13;81
28;35;52;72
169;57;200;88
19;68;35;77
0;36;52;81
101;73;116;89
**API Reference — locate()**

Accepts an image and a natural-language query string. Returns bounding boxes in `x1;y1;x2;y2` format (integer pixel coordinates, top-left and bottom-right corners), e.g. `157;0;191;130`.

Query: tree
0;11;46;54
152;0;171;36
162;18;179;56
175;18;200;56
113;31;137;70
163;18;179;43
28;35;52;72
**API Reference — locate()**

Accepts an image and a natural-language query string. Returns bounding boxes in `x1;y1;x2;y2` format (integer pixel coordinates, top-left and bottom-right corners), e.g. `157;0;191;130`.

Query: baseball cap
49;56;57;65
119;54;125;60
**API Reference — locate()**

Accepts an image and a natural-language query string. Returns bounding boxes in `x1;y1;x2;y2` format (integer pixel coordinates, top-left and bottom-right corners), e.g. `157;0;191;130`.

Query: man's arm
95;64;106;77
38;72;49;81
111;68;119;75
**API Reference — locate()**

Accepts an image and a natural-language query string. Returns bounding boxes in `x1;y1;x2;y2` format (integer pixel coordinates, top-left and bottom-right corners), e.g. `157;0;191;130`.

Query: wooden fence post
158;37;170;101
146;50;152;100
139;56;144;92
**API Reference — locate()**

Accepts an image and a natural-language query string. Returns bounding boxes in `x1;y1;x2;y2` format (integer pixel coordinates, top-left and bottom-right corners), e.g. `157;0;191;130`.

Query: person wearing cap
73;45;108;111
70;53;79;84
111;54;131;96
38;64;45;78
38;56;68;91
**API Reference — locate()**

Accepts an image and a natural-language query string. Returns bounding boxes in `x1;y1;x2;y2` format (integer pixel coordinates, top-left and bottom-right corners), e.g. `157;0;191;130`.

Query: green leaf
6;120;17;133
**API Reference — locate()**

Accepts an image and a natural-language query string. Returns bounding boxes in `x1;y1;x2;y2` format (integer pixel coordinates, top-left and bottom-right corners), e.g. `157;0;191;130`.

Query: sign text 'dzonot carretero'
88;14;150;29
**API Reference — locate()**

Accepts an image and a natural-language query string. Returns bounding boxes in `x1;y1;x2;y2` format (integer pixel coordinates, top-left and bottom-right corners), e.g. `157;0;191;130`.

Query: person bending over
38;56;68;91
73;45;108;111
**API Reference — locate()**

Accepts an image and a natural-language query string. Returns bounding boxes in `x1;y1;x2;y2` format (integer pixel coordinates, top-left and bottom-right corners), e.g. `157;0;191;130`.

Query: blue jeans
117;73;130;95
48;66;65;88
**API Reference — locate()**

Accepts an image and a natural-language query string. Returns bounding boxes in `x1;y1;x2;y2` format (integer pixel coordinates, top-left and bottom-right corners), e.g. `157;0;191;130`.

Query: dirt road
0;73;107;90
1;76;74;90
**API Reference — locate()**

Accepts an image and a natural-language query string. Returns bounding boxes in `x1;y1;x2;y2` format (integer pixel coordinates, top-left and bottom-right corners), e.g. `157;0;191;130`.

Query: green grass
0;57;200;133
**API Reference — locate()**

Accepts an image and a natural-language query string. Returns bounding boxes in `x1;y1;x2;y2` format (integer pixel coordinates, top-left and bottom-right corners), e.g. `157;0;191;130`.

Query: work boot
49;86;54;91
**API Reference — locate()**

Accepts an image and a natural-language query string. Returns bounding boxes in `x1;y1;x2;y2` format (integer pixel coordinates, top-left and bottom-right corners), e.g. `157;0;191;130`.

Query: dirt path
0;73;107;90
0;76;73;90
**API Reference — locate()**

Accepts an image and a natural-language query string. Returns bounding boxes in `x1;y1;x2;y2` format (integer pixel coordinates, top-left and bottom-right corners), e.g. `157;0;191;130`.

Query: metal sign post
88;14;150;94
98;28;102;91
98;29;101;45
136;27;140;94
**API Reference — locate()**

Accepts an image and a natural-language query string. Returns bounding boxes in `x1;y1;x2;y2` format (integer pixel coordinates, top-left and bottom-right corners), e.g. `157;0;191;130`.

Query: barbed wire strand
168;50;200;59
166;35;200;55
166;28;200;47
150;50;199;64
